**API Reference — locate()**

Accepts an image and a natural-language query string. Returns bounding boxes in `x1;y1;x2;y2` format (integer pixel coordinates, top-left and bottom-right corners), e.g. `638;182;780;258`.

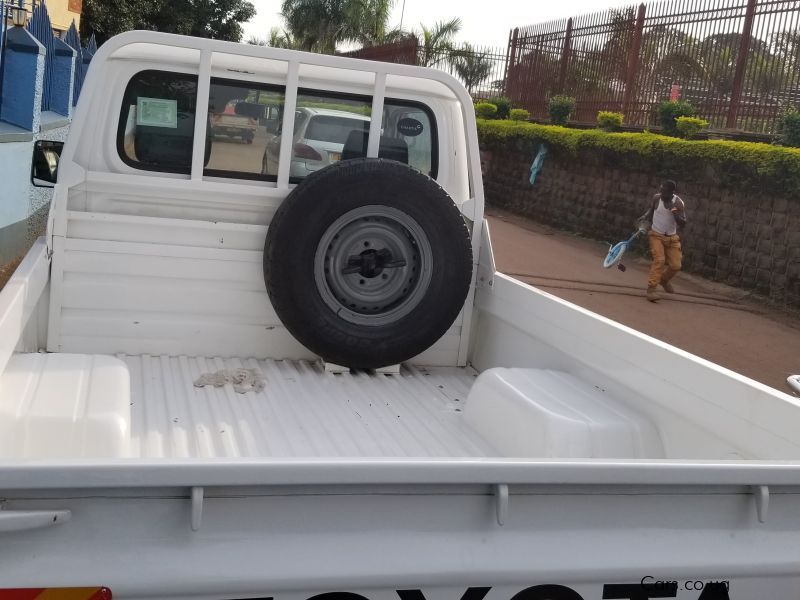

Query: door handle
0;509;71;532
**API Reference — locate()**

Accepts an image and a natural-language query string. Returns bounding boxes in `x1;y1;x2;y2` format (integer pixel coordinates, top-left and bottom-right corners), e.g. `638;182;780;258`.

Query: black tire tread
265;158;472;368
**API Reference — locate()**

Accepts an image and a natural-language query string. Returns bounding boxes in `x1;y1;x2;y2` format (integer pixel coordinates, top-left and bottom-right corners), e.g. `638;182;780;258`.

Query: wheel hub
343;248;407;278
314;205;432;326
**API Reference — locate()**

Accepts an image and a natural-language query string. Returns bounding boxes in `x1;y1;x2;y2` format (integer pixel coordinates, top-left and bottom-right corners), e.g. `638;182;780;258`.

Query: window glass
118;70;198;174
293;110;308;135
305;115;370;144
117;76;437;181
205;79;285;180
382;102;437;177
280;91;373;181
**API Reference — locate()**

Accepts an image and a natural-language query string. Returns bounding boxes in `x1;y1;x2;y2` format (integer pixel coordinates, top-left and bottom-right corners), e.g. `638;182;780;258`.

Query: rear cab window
117;70;438;182
277;90;373;182
204;78;285;181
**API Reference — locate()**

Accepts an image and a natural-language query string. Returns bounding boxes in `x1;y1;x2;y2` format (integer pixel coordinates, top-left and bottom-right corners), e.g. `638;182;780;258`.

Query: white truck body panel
1;31;800;598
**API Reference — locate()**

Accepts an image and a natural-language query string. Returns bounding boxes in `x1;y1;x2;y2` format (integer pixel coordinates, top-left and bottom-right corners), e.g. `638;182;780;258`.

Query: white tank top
652;198;678;235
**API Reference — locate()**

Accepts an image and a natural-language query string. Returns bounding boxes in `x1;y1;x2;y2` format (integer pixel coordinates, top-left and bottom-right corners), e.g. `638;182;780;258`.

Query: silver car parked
262;107;371;178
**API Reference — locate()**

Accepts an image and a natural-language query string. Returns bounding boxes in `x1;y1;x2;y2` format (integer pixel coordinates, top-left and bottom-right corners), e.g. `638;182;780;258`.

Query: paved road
487;209;800;393
206;127;273;174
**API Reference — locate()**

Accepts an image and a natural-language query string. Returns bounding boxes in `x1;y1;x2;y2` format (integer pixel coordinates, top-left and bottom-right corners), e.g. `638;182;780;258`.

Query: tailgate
2;472;800;598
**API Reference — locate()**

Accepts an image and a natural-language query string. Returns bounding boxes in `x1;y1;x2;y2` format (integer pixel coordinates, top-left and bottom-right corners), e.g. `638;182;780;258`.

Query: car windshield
305;115;369;144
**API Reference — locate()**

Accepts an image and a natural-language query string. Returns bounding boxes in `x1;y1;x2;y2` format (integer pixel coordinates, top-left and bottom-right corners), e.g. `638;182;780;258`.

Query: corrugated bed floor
122;355;497;458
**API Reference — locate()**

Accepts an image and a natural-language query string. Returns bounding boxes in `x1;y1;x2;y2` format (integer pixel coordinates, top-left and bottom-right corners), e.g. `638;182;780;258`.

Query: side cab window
117;70;199;174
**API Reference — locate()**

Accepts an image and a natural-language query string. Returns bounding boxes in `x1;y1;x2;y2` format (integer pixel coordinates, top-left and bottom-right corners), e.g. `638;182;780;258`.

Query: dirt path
487;209;800;393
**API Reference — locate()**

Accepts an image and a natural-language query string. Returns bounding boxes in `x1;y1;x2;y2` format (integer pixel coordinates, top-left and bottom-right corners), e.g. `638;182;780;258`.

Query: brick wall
481;145;800;311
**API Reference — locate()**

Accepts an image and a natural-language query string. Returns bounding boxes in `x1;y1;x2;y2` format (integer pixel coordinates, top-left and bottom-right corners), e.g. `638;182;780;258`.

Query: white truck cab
3;31;800;599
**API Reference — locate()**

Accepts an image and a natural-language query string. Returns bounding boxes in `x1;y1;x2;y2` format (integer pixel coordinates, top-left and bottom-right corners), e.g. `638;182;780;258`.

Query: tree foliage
416;18;462;67
80;0;160;43
81;0;256;43
451;43;493;93
248;28;299;49
280;0;352;53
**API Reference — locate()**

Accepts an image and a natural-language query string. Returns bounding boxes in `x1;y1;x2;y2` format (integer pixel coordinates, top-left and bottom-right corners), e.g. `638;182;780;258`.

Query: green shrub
658;100;696;136
475;118;800;197
475;102;498;119
778;106;800;147
675;116;709;139
487;96;512;120
509;108;530;121
597;111;624;131
548;95;575;125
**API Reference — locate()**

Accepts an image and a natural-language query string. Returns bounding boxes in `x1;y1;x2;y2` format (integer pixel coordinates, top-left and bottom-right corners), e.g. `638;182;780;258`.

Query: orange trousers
648;230;682;288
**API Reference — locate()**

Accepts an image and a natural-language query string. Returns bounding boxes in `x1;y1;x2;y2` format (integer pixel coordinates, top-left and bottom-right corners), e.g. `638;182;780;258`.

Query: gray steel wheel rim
314;205;433;326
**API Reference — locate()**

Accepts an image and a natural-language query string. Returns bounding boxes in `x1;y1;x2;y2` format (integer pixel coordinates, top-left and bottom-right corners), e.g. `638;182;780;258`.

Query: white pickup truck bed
6;31;800;597
123;355;490;459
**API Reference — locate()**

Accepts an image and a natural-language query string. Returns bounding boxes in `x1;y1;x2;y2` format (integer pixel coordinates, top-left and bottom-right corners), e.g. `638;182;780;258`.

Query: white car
262;106;371;177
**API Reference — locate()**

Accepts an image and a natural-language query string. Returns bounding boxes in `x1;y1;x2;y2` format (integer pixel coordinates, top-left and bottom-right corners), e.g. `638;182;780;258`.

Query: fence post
504;27;519;98
410;36;419;67
64;21;84;106
51;37;76;117
557;18;573;94
0;1;8;109
502;28;514;95
622;3;646;120
27;0;54;112
726;0;757;129
0;26;45;131
508;29;519;75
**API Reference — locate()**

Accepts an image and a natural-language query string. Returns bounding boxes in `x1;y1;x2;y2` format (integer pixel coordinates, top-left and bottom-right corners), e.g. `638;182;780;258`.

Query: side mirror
31;140;64;187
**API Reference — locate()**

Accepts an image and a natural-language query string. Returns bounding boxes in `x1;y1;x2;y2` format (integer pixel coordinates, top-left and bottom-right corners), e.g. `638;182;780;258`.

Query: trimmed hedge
675;116;709;140
596;111;624;131
475;102;498;119
477;119;800;197
487;96;512;120
548;95;575;125
509;108;530;121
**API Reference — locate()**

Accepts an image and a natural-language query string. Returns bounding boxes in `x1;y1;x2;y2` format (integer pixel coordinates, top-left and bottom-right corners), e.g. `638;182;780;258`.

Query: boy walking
640;180;687;302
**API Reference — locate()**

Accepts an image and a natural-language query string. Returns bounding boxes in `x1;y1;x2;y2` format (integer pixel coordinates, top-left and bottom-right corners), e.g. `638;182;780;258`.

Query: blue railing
0;0;10;106
63;20;83;106
0;0;97;120
26;0;53;111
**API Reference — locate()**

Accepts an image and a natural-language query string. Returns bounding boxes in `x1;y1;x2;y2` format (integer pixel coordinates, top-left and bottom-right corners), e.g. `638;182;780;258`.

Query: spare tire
264;158;473;369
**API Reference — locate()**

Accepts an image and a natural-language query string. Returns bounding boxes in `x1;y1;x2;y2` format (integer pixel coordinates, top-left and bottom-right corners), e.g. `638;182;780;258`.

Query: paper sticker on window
136;97;178;128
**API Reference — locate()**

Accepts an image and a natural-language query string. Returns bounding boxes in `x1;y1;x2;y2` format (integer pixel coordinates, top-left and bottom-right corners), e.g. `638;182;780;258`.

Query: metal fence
342;38;509;100
0;0;16;109
507;0;800;133
27;0;54;110
421;44;509;99
340;38;420;65
1;0;95;116
64;19;94;106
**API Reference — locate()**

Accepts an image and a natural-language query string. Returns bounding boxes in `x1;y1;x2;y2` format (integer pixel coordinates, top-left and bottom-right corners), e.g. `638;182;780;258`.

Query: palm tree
280;0;352;53
268;27;299;49
247;28;299;49
416;17;462;68
451;43;493;94
345;0;397;47
280;0;406;53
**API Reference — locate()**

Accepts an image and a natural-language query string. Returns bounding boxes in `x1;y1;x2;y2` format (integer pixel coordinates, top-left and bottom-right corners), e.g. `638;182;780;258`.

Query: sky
242;0;636;48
